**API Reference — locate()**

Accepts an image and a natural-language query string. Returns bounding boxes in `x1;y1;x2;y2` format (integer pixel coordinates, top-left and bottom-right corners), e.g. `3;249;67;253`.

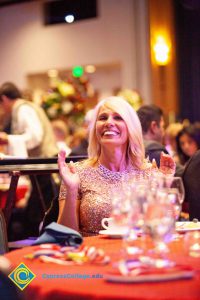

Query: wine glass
164;177;185;220
145;196;175;256
165;177;185;203
123;180;150;258
110;184;131;232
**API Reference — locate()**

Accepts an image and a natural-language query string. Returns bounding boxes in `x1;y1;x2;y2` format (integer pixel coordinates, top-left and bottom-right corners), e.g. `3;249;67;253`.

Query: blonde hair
87;96;145;169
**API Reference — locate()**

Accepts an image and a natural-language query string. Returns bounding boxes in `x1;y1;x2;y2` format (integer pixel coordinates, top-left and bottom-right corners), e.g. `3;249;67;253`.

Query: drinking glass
145;196;175;255
164;177;185;220
123;180;150;258
164;177;185;204
110;184;131;231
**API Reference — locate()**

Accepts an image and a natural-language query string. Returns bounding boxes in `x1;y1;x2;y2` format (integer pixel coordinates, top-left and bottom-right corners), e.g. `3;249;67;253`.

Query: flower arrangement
42;75;95;129
117;89;143;111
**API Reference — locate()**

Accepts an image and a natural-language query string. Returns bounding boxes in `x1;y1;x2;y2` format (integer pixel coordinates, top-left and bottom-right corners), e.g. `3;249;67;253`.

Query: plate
176;221;200;232
104;270;194;283
99;229;127;238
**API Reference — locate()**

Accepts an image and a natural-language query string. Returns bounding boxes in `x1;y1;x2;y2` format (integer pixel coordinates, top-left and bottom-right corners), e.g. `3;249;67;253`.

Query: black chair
0;209;8;254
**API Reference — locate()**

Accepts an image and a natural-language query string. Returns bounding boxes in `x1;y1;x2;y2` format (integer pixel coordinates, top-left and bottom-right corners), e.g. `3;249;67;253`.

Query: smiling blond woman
57;97;175;236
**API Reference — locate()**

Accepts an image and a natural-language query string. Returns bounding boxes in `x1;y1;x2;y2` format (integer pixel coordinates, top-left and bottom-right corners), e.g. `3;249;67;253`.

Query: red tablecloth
4;236;200;300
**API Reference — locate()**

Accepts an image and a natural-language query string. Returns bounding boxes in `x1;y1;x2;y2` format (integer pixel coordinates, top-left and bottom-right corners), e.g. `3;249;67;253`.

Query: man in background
137;105;167;167
137;104;184;177
0;82;59;239
0;82;58;158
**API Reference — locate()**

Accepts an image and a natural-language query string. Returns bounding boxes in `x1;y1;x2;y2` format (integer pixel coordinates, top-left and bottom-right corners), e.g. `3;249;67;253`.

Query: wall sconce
153;36;170;66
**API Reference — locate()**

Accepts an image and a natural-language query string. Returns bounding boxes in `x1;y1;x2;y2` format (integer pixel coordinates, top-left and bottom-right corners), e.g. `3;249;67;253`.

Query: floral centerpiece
42;75;95;130
117;89;143;111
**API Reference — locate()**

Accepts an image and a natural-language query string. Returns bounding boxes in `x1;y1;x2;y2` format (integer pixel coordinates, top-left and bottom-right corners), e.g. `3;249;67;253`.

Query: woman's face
95;106;128;149
179;133;198;157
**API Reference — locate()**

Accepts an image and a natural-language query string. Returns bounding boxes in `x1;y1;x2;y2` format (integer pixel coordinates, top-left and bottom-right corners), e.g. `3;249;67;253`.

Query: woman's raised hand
159;152;176;175
58;150;80;191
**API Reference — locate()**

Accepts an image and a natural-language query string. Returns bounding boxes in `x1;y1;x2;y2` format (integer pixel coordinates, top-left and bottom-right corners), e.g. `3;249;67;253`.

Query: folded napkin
33;222;83;247
105;264;194;283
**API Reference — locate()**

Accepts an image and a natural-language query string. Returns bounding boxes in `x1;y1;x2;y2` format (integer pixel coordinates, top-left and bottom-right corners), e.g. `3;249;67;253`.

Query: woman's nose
105;116;114;125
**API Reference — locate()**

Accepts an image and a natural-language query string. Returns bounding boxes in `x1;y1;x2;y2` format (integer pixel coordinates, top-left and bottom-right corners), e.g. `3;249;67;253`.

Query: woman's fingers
69;161;76;173
160;152;176;174
58;150;66;162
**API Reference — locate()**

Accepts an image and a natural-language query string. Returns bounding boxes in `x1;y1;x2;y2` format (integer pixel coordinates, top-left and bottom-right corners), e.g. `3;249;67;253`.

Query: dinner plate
99;229;128;238
176;221;200;232
104;270;194;283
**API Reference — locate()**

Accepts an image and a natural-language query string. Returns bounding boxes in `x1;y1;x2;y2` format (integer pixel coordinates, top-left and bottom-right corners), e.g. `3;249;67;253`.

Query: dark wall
175;0;200;122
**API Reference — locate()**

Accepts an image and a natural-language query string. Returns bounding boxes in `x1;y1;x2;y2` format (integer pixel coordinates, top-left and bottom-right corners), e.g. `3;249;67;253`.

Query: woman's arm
57;150;80;230
57;187;80;230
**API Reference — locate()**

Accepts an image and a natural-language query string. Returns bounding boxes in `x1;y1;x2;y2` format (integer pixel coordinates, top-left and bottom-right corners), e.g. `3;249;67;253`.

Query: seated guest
137;105;167;167
57;97;175;236
71;109;94;156
164;122;183;164
137;105;184;177
176;123;200;166
183;149;200;221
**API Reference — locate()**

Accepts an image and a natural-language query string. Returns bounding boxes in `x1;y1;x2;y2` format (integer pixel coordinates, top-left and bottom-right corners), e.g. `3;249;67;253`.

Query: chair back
0;210;8;254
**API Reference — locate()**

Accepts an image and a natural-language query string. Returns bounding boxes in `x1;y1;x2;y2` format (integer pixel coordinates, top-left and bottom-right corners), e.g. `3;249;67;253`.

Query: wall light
153;36;170;66
47;69;58;78
85;65;96;73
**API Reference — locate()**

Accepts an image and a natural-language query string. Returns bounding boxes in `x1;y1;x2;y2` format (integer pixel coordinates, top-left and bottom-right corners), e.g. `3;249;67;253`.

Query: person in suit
183;149;200;221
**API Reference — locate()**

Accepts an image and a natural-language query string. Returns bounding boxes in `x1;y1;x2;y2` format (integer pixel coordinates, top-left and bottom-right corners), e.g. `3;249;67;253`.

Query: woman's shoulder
72;158;96;172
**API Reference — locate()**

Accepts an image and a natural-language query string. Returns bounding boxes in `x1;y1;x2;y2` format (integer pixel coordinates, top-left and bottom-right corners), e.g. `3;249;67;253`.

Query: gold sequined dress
59;161;149;236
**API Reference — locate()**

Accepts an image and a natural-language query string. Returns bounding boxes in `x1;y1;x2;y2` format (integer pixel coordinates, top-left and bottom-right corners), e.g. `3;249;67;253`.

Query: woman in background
176;123;200;165
57;96;175;236
164;122;183;164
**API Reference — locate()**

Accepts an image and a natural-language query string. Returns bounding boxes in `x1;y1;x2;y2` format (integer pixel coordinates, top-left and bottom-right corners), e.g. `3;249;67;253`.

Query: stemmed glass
122;179;150;258
164;177;185;220
145;193;175;256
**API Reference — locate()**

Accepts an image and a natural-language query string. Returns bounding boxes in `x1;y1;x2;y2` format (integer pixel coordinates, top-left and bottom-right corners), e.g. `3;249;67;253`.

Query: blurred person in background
183;149;200;221
0;82;58;158
0;82;59;240
137;105;184;177
137;105;167;167
164;122;183;164
51;119;71;156
71;108;94;156
176;123;200;165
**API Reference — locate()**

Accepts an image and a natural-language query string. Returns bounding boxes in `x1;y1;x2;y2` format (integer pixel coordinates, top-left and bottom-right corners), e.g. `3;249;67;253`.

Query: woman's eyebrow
98;112;107;117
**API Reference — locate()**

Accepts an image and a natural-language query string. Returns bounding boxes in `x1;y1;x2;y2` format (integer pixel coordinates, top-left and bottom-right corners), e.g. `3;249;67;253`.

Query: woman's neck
99;147;128;172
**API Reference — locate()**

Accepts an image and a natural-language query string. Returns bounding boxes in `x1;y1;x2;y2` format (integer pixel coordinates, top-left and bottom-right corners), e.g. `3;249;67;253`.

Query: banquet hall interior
0;1;200;299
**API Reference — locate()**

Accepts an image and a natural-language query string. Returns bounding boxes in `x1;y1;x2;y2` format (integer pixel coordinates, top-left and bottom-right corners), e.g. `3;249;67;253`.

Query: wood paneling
148;0;178;121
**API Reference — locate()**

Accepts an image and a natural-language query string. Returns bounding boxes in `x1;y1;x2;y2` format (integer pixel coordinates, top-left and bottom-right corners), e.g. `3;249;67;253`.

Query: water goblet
164;177;185;204
145;197;175;256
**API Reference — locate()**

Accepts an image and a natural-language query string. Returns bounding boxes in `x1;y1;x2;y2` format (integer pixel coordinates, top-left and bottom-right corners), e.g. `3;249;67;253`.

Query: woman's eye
98;115;107;121
114;115;123;121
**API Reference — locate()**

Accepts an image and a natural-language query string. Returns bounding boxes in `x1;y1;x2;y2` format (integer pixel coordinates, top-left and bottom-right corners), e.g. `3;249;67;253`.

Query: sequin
59;161;150;236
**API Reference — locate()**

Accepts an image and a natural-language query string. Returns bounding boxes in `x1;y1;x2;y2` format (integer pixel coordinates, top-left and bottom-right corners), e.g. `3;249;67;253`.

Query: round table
4;235;200;300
